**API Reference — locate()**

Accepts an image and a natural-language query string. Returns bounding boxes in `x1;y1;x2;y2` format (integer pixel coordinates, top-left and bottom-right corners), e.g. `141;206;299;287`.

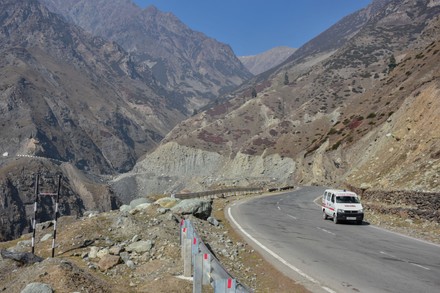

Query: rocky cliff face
39;0;253;114
0;0;184;174
111;142;295;201
0;157;120;241
239;47;297;75
0;0;173;240
113;0;440;200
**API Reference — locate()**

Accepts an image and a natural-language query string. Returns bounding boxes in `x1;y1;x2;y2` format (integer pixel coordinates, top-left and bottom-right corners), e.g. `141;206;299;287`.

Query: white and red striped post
193;253;203;293
31;174;40;254
51;175;62;257
181;226;188;259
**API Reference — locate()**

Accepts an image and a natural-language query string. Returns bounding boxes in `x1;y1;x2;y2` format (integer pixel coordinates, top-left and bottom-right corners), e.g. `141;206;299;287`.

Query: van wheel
333;214;339;224
323;211;328;220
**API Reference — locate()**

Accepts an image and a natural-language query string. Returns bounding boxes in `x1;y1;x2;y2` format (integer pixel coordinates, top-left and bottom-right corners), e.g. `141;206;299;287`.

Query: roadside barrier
173;185;294;200
180;219;253;293
173;187;263;200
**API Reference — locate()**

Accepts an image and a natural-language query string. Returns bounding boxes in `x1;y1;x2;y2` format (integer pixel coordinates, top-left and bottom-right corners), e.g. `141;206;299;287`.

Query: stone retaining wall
349;187;440;223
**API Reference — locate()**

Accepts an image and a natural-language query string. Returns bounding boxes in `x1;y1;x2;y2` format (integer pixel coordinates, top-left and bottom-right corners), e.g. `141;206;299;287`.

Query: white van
322;189;364;224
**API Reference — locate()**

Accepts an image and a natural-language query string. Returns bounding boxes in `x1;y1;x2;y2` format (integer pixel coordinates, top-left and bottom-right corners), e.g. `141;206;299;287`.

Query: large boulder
98;254;121;271
125;240;154;254
171;198;212;220
129;198;151;209
155;197;180;208
21;283;53;293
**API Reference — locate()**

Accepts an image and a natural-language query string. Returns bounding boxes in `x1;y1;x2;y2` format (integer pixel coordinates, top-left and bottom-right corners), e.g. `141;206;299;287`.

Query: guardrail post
214;279;236;293
181;226;187;259
192;236;199;264
193;253;203;293
184;238;192;277
202;253;212;285
180;218;186;242
227;278;237;292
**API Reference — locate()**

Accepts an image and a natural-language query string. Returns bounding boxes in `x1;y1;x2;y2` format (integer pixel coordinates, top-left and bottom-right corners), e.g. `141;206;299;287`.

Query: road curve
227;186;440;293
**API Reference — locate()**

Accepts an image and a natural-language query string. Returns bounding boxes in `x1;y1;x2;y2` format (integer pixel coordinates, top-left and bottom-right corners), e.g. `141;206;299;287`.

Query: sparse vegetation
388;55;397;71
367;112;377;119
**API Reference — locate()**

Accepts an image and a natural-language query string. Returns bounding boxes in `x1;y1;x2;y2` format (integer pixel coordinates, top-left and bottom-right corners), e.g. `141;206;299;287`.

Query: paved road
227;186;440;293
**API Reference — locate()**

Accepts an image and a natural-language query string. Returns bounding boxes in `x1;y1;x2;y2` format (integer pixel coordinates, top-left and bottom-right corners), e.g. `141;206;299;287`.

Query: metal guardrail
173;185;294;200
176;185;295;291
180;219;253;293
173;187;263;200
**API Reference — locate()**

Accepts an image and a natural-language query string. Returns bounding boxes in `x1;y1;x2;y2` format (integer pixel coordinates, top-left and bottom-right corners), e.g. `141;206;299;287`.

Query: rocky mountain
113;0;440;200
239;46;297;75
39;0;253;114
0;0;178;240
0;0;186;174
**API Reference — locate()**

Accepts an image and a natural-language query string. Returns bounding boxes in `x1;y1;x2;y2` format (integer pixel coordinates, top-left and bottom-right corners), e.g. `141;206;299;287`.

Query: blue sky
134;0;372;56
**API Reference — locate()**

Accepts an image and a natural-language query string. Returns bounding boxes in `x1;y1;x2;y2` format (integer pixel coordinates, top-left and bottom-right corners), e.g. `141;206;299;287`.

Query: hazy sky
133;0;372;56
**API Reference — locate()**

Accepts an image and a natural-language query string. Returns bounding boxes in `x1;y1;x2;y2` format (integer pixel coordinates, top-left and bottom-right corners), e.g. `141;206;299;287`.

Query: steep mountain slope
113;0;440;199
0;0;184;240
0;0;184;174
39;0;253;114
239;46;297;75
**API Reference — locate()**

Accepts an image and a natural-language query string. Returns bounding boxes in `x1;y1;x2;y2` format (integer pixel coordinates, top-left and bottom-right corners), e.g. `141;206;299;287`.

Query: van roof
324;189;358;196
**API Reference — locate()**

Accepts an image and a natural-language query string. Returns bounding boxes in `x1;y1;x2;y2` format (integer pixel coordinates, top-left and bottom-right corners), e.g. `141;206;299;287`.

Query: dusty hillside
113;0;440;202
344;43;440;191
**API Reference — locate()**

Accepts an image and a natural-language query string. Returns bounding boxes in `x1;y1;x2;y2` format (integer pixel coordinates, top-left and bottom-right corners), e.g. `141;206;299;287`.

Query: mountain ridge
239;46;297;75
113;0;440;200
39;0;253;114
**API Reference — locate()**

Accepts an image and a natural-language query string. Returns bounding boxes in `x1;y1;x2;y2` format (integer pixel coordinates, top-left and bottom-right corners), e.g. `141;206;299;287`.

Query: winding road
227;186;440;293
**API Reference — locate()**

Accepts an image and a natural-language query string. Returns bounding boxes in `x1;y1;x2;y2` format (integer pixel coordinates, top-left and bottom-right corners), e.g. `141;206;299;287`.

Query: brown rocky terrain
353;188;440;244
1;191;438;293
115;0;440;200
0;0;255;242
1;1;440;289
0;193;309;293
0;0;185;174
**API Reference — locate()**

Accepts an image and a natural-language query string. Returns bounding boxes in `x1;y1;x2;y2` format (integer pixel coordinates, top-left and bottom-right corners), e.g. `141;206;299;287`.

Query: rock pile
1;195;269;292
352;188;440;223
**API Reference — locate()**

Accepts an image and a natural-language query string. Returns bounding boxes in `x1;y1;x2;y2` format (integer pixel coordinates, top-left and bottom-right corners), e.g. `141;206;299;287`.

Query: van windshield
336;196;360;203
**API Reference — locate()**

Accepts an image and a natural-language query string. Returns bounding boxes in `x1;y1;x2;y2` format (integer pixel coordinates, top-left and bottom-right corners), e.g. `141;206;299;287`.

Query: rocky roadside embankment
2;188;438;293
0;193;307;293
350;187;440;245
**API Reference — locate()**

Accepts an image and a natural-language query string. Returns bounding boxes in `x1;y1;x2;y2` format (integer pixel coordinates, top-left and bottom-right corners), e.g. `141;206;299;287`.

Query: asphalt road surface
227;186;440;293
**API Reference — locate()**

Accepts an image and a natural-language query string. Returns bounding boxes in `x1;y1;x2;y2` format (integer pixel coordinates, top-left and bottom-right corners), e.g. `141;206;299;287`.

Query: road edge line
227;204;335;293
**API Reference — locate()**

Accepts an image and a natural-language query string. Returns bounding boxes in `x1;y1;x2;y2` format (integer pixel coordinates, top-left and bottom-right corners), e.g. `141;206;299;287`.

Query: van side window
331;194;335;203
327;194;331;201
